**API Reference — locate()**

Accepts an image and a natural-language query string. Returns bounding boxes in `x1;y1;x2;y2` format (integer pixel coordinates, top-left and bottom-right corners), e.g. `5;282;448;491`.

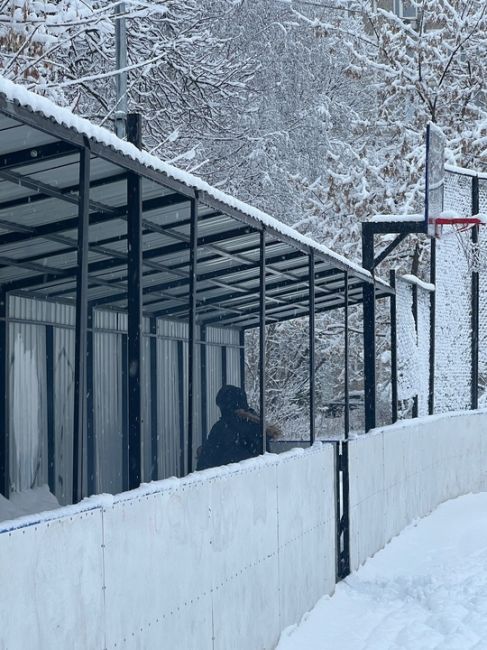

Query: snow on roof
369;214;424;223
0;76;382;284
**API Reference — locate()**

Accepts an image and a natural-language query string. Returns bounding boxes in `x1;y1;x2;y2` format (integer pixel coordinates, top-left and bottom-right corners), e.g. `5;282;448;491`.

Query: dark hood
216;385;249;417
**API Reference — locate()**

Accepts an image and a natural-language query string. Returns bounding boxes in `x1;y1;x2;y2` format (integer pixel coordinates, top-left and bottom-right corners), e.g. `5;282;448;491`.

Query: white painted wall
349;410;487;571
0;444;336;650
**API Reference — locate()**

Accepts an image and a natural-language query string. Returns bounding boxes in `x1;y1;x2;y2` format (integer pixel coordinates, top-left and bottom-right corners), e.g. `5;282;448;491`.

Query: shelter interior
0;89;393;506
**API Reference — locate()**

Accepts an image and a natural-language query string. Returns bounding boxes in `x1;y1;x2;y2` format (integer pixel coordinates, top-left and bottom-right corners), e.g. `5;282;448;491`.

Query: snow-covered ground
277;492;487;650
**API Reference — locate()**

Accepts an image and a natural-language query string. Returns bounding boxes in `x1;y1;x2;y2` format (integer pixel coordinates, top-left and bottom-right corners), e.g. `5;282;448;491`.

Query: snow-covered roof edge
0;77;385;286
400;274;435;292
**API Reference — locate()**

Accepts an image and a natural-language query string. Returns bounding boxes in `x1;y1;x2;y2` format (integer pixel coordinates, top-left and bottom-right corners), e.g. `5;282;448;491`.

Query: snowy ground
277;493;487;650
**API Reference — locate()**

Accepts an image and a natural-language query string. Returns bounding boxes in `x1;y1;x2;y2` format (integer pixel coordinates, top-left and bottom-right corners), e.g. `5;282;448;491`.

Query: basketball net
436;219;486;273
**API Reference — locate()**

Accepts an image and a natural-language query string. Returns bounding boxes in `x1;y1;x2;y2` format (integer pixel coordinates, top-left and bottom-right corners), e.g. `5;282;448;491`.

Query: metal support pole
121;333;129;491
86;307;95;495
115;1;127;139
259;229;266;453
221;346;227;386
177;340;185;477
72;146;90;504
412;283;419;418
429;238;436;415
126;114;142;490
200;326;208;442
471;176;480;410
0;290;7;497
149;318;158;480
362;226;376;432
335;441;350;580
187;197;198;474
239;329;246;391
309;252;316;445
46;325;55;494
344;271;350;438
389;271;398;423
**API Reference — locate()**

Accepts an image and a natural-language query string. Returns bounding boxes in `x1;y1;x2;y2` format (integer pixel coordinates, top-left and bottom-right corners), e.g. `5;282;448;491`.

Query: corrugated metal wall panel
53;327;75;505
157;338;180;478
9;322;48;493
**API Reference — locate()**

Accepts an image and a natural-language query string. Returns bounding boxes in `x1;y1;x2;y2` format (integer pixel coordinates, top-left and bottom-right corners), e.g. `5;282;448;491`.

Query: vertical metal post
0;290;7;497
221;346;227;386
72;146;90;504
200;326;208;442
126;113;143;490
344;271;350;438
389;271;398;423
239;329;246;391
429;238;436;415
309;252;316;445
187;197;198;474
177;340;185;477
46;325;55;494
115;1;127;139
121;333;129;492
149;318;158;480
412;282;419;418
259;229;266;452
362;226;376;431
86;307;95;496
471;176;480;410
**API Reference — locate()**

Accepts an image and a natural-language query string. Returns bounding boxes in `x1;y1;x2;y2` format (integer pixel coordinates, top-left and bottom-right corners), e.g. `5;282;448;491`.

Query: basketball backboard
424;123;445;237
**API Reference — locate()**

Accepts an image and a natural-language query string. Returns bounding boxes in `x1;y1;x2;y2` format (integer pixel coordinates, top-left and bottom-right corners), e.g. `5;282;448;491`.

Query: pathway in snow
277;493;487;650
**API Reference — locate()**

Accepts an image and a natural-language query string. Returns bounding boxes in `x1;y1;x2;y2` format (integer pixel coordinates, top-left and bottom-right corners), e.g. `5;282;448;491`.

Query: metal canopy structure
0;87;391;329
0;80;394;545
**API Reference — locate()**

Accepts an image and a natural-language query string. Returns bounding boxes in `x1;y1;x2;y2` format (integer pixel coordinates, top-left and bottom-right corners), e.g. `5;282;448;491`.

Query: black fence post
187;196;198;474
429;238;436;415
412;282;419;418
471;175;480;410
126;113;143;491
177;340;185;477
0;291;9;498
46;325;55;495
259;229;266;451
362;225;376;432
309;251;316;445
200;325;208;443
344;271;350;438
239;329;246;391
86;307;95;496
389;271;398;423
72;146;90;504
150;317;158;481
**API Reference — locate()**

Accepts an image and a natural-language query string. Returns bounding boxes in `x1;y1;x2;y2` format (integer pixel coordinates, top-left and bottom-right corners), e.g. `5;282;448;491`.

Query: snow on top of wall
400;274;435;292
0;77;380;284
369;214;424;223
445;163;487;181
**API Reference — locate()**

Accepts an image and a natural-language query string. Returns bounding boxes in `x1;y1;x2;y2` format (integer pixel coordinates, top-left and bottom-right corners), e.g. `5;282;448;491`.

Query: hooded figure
196;385;264;471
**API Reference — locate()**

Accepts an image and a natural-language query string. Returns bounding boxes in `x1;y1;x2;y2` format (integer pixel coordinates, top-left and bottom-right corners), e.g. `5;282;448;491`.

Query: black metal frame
471;176;480;410
309;252;316;445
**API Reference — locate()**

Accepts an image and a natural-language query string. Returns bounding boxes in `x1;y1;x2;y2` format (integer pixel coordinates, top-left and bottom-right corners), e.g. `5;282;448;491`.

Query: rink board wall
348;410;487;571
0;444;336;650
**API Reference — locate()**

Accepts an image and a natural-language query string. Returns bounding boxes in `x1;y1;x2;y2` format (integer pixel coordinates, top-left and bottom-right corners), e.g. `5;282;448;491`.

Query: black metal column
259;229;266;452
200;326;208;442
412;282;419;418
239;329;246;391
177;340;185;477
86;307;95;496
344;271;350;438
309;252;316;445
150;318;158;480
187;197;198;474
127;113;143;490
221;346;228;386
362;226;376;431
471;176;480;410
429;238;436;415
46;325;55;494
389;271;398;423
72;146;90;504
0;291;7;497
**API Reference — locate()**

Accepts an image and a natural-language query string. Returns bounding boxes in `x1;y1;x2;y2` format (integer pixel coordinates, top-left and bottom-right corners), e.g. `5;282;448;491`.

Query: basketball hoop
432;216;487;273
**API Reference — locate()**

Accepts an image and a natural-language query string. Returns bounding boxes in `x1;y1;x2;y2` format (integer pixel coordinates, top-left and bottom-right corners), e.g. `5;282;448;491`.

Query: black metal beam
471;176;480;410
362;220;426;235
412;282;419;418
309;252;316;446
126;114;143;491
187;197;198;475
149;317;158;481
259;229;266;453
200;326;208;443
72;146;90;504
0;139;78;171
373;233;407;270
362;226;376;432
86;307;95;495
177;340;185;477
0;290;8;497
46;325;55;494
344;271;350;439
390;271;398;423
239;329;246;391
429;238;436;415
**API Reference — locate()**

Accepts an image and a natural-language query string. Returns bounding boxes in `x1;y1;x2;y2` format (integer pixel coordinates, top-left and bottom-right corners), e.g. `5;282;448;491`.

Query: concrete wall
349;410;487;571
0;444;336;650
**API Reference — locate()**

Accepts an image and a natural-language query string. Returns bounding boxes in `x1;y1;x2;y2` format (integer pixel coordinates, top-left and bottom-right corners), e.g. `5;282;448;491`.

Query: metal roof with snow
0;78;392;327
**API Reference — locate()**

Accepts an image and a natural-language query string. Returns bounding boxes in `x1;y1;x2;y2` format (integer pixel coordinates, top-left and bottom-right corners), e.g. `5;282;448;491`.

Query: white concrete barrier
349;410;487;571
0;443;336;650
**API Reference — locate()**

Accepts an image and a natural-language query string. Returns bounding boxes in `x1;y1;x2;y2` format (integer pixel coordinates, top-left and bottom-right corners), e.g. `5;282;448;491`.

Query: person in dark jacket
196;385;278;471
